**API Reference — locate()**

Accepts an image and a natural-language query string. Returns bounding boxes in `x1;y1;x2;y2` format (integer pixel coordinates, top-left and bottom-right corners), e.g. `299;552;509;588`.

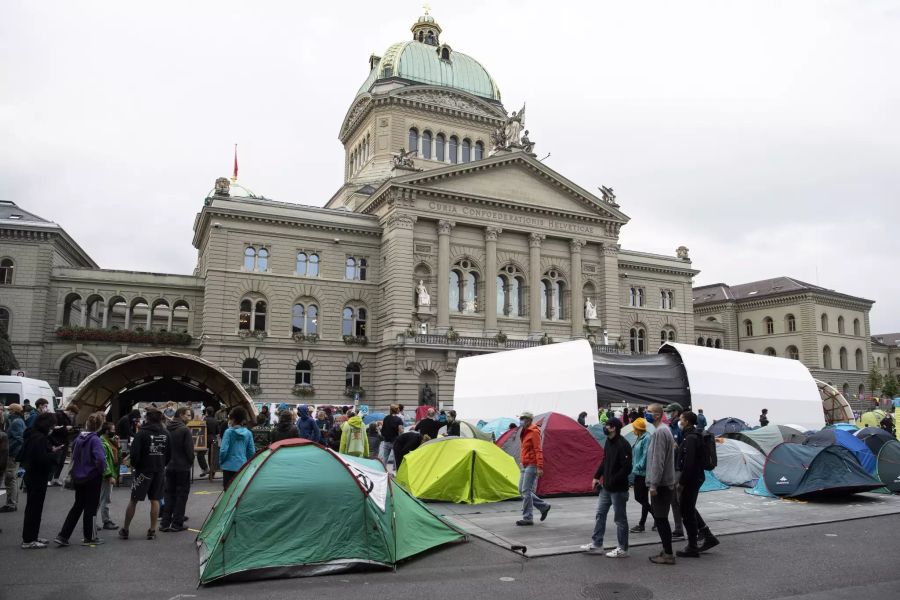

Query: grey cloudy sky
2;1;898;331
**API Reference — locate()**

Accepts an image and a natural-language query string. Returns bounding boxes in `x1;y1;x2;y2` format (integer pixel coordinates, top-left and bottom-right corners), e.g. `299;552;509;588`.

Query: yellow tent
858;410;887;428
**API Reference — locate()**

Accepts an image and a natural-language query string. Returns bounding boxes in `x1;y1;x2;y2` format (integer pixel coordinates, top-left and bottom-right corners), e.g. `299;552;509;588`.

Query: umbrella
363;412;386;425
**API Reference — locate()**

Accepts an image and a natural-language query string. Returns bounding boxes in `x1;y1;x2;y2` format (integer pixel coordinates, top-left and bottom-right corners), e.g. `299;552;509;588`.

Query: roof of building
356;14;501;102
693;276;873;306
872;333;900;347
0;200;51;224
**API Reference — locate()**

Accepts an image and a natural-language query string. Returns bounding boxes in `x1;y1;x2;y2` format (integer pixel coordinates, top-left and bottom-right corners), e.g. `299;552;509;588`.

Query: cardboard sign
358;404;369;416
188;420;207;451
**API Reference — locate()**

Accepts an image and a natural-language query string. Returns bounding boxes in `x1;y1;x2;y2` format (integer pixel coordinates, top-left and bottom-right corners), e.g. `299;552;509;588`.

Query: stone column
380;209;418;335
484;227;502;334
570;239;585;338
600;242;620;345
101;304;109;329
437;220;454;330
529;233;545;335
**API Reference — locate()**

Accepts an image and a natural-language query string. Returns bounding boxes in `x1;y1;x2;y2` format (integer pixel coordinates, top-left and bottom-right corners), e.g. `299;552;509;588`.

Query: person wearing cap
515;411;551;526
646;403;678;564
581;417;632;557
629;417;652;533
663;402;686;540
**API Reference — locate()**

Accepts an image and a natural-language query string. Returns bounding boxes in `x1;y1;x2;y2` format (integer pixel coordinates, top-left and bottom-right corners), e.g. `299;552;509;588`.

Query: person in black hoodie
160;407;194;533
581;417;632;557
119;408;170;541
391;430;423;471
675;411;720;557
271;411;300;443
20;412;60;549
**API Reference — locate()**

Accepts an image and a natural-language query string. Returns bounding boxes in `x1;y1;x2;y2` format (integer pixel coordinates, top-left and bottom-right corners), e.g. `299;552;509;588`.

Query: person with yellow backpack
339;411;369;458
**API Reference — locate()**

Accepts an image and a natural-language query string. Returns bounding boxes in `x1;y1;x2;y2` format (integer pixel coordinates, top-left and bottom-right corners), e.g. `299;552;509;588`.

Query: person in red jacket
516;412;551;526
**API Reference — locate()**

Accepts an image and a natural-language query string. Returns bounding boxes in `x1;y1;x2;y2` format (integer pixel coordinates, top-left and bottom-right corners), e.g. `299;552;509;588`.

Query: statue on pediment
521;130;535;154
598;185;617;206
392;147;417;169
504;104;525;146
214;177;231;196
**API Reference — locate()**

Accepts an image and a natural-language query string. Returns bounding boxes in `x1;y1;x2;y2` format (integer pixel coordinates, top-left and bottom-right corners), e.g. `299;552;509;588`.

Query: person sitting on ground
271;411;300;443
219;407;256;490
160;407;194;533
296;405;322;443
581;417;632;557
414;408;442;440
20;411;59;549
392;430;423;471
119;408;170;541
444;410;461;437
339;411;368;458
54;411;107;547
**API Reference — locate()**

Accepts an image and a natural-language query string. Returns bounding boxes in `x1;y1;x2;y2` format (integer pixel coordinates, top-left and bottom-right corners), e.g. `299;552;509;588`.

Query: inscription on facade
425;201;595;234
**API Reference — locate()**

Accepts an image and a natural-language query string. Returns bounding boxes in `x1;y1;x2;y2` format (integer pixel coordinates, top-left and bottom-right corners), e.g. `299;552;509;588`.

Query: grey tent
764;443;882;498
712;438;764;487
727;424;791;456
876;440;900;493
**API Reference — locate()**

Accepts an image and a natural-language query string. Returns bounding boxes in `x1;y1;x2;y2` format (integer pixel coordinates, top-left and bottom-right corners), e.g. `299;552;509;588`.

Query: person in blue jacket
629;418;652;533
296;405;321;443
219;407;255;490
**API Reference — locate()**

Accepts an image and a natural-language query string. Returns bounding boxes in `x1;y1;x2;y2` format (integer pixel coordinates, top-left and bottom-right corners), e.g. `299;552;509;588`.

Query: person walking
296;405;322;443
675;411;720;557
629;417;652;534
663;403;686;540
54;412;107;546
759;408;769;427
97;421;119;532
271;411;300;443
515;412;551;526
646;403;678;565
19;412;59;549
339;411;369;458
119;408;170;541
696;409;708;432
379;404;403;464
160;407;194;533
2;403;26;513
219;407;255;490
581;417;631;557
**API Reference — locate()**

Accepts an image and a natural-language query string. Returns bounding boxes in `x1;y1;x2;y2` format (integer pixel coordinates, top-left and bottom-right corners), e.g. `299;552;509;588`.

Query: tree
867;366;883;397
0;331;20;375
882;374;899;399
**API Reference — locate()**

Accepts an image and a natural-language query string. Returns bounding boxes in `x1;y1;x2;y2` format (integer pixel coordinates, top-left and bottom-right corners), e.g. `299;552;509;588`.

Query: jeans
519;465;550;521
650;485;674;555
378;441;394;465
592;489;629;550
99;478;113;525
160;470;191;527
58;476;102;541
3;460;19;507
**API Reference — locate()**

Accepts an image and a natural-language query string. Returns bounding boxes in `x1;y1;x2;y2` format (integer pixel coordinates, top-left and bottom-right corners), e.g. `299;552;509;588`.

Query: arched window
744;320;753;337
308;253;319;277
296;252;307;275
243;247;256;271
461;138;471;162
706;338;713;347
435;134;446;162
295;360;312;385
474;141;484;160
63;293;83;327
0;258;14;284
498;264;526;317
0;307;9;334
764;317;774;335
786;314;796;333
837;316;845;334
450;259;479;313
697;337;704;346
714;338;722;349
630;327;646;354
746;349;755;354
853;318;861;336
541;269;566;320
342;306;367;337
241;358;259;385
858;383;865;397
839;347;848;370
239;298;267;331
408;128;419;155
345;362;361;388
823;345;832;369
842;383;850;398
449;136;458;164
856;348;864;371
257;248;269;271
821;313;829;332
628;287;644;307
441;46;450;60
421;130;432;159
660;328;675;345
764;347;776;356
787;345;800;360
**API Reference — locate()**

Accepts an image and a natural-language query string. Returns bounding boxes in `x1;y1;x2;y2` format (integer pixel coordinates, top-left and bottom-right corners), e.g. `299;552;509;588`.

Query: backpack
700;430;717;471
346;426;365;456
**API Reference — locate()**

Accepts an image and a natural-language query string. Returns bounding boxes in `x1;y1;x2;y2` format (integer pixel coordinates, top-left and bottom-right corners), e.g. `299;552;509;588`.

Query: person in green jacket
629;418;652;533
339;412;369;457
98;421;119;531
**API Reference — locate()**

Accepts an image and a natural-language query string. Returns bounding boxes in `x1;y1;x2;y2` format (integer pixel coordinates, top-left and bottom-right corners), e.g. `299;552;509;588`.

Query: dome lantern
411;6;441;46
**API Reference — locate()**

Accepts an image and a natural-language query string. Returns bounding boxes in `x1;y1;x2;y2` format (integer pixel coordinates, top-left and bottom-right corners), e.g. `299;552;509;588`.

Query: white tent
712;438;765;487
660;343;825;432
453;340;598;425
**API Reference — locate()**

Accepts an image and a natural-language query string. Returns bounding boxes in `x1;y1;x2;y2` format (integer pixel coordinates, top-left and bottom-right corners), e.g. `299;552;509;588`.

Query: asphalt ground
1;478;899;600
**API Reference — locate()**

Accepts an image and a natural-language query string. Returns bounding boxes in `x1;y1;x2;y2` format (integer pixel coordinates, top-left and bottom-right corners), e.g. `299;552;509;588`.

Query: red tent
496;412;604;495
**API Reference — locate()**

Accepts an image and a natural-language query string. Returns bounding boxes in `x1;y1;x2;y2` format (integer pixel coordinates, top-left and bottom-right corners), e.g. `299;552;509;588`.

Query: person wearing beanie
629;417;653;533
581;417;632;557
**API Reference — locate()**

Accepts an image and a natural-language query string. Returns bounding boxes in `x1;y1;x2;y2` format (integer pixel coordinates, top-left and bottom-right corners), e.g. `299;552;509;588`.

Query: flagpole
232;144;239;182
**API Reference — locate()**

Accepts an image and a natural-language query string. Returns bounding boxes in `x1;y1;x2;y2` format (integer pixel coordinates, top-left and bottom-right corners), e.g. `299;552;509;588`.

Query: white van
0;376;57;411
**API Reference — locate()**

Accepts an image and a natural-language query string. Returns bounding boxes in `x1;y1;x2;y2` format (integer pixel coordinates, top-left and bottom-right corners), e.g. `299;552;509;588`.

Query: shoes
698;534;720;552
118;528;129;540
37;538;49;544
102;521;118;530
81;537;104;546
159;525;173;532
198;471;209;478
629;524;645;533
168;525;189;532
651;524;657;531
605;547;629;558
671;530;685;540
49;479;62;487
649;552;676;565
515;519;534;526
146;529;156;540
183;516;189;522
539;506;551;522
0;505;17;513
676;545;701;558
579;543;601;552
52;536;70;547
21;541;47;549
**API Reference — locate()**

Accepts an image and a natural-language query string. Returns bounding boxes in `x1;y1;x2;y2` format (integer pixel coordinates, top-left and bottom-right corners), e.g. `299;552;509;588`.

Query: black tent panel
593;352;691;408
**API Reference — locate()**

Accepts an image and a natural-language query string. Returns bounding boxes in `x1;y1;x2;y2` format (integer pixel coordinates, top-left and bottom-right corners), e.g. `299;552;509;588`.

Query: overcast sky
2;1;898;331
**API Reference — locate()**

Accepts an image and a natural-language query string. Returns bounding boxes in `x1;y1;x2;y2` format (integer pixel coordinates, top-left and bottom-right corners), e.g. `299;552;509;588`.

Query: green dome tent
437;421;493;441
196;439;465;585
395;437;520;504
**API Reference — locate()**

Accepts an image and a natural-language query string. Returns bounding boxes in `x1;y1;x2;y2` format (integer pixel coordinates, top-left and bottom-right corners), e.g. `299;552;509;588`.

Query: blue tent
745;475;775;497
804;428;876;474
363;412;386;425
764;443;882;498
699;470;728;492
479;417;517;439
708;417;751;436
830;423;859;433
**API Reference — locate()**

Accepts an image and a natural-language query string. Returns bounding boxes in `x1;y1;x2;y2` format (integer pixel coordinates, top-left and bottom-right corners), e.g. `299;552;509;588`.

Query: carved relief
529;232;545;248
484;227;502;242
396;90;502;119
383;213;416;231
341;97;372;139
437;220;455;235
569;238;586;252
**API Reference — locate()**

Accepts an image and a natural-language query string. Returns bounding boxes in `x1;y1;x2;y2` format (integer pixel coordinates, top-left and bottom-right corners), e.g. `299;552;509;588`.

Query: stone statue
464;298;477;313
585;297;597;320
676;246;690;260
598;185;617;206
214;177;231;196
416;279;431;306
504;103;525;146
420;383;435;406
392;147;416;169
521;130;535;154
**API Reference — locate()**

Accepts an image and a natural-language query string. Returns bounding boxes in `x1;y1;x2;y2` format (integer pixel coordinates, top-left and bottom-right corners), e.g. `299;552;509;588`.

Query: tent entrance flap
592;352;691;407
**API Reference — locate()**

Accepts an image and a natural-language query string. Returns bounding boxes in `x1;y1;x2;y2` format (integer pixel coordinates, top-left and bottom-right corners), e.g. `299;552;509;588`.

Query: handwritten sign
188;420;207;452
